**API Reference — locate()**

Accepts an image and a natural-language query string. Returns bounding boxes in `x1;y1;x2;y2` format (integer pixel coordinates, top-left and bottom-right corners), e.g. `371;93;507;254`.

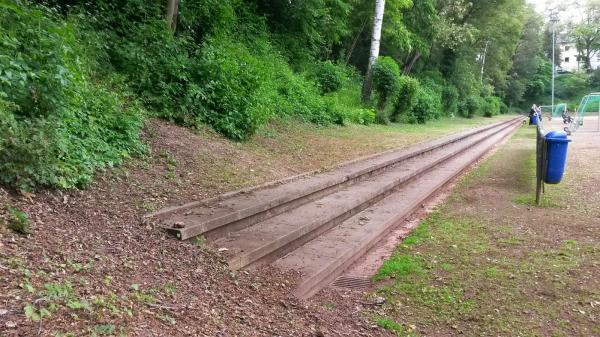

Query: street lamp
550;11;559;111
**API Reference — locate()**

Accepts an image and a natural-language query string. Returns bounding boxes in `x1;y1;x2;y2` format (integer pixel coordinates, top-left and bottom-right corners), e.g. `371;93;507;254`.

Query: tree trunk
585;43;592;71
361;0;385;103
345;17;368;65
166;0;179;32
402;52;421;75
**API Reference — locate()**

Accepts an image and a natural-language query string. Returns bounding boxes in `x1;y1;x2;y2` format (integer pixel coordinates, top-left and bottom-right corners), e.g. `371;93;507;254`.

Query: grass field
237;115;516;174
371;126;599;336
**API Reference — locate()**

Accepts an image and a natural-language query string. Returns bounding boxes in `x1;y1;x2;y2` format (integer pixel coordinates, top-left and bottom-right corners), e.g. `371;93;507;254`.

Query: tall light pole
550;11;559;111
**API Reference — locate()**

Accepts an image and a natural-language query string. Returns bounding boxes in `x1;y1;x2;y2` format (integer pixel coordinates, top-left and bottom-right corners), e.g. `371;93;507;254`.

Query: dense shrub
313;61;344;94
0;4;144;190
199;36;352;137
369;57;401;124
111;18;198;124
274;68;334;125
482;96;501;117
391;76;420;122
462;96;480;118
372;57;401;113
197;36;274;140
555;74;589;98
442;85;459;116
499;101;509;114
72;0;348;140
588;68;600;89
408;86;442;124
321;71;376;125
100;0;353;138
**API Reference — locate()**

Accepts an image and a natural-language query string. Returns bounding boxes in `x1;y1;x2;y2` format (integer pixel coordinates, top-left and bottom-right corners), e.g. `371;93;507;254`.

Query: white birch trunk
166;0;179;32
361;0;385;102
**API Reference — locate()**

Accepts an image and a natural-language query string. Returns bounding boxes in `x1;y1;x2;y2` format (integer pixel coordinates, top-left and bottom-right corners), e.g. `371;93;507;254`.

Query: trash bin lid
545;130;571;142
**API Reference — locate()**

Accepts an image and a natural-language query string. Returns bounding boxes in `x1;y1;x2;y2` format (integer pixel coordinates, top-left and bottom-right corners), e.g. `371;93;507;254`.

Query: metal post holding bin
544;131;571;184
535;124;546;205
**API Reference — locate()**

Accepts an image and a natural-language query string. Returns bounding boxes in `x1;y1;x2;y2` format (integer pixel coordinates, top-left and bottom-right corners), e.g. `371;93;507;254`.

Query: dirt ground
0;116;508;336
371;121;600;336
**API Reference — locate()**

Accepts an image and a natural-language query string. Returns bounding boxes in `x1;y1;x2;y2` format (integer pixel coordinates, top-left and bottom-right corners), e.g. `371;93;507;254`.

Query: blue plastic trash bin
544;131;571;184
530;114;539;125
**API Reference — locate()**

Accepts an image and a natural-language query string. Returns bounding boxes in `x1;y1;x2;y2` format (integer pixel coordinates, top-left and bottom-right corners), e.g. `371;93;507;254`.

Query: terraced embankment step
146;118;518;241
211;119;519;270
274;119;519;298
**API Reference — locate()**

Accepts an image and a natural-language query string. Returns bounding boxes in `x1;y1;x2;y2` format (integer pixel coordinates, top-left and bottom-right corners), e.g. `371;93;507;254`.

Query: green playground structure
538;103;567;119
553;103;567;117
565;93;600;133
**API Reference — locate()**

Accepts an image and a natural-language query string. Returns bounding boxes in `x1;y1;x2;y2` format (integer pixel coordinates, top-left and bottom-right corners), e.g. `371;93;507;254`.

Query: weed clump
4;206;30;234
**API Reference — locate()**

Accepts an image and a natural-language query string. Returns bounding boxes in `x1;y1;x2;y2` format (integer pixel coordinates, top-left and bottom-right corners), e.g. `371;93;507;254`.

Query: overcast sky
527;0;550;13
526;0;582;23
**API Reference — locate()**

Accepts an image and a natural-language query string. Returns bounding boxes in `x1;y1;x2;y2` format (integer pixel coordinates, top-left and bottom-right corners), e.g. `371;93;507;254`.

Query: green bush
442;85;459;116
372;57;401;113
391;76;420;122
482;96;501;117
313;61;344;94
100;0;349;139
321;78;376;125
197;36;272;140
274;66;331;124
499;101;509;114
198;36;348;137
0;4;144;190
460;96;480;118
589;68;600;88
111;18;198;124
409;86;442;124
555;74;589;98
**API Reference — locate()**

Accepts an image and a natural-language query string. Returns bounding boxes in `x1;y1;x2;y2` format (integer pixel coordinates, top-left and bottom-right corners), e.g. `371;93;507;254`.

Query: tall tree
361;0;385;102
571;0;600;71
405;0;437;73
506;7;545;106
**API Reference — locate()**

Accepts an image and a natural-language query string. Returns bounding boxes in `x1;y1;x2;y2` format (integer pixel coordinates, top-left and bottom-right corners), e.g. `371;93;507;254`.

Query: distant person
562;107;573;124
529;104;538;125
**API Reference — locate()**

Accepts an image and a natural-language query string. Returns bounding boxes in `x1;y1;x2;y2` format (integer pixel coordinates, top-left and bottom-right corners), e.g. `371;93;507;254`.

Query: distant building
558;41;600;73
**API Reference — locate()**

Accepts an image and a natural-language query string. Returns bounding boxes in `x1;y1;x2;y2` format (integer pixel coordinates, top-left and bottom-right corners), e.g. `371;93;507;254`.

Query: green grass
374;255;424;281
373;212;589;335
513;193;559;208
250;102;514;161
485;126;568;208
323;301;336;310
370;127;597;335
497;235;523;246
374;315;417;336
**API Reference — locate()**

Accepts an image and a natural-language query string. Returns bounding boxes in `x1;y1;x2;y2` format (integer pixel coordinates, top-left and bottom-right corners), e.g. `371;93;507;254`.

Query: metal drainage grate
331;275;371;290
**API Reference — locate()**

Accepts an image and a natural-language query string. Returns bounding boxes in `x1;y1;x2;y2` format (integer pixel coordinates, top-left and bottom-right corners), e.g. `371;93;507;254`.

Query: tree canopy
0;0;566;189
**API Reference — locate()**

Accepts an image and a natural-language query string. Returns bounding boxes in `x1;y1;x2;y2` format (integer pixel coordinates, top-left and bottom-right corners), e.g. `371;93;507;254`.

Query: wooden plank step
146;118;518;241
214;119;519;270
273;119;520;298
